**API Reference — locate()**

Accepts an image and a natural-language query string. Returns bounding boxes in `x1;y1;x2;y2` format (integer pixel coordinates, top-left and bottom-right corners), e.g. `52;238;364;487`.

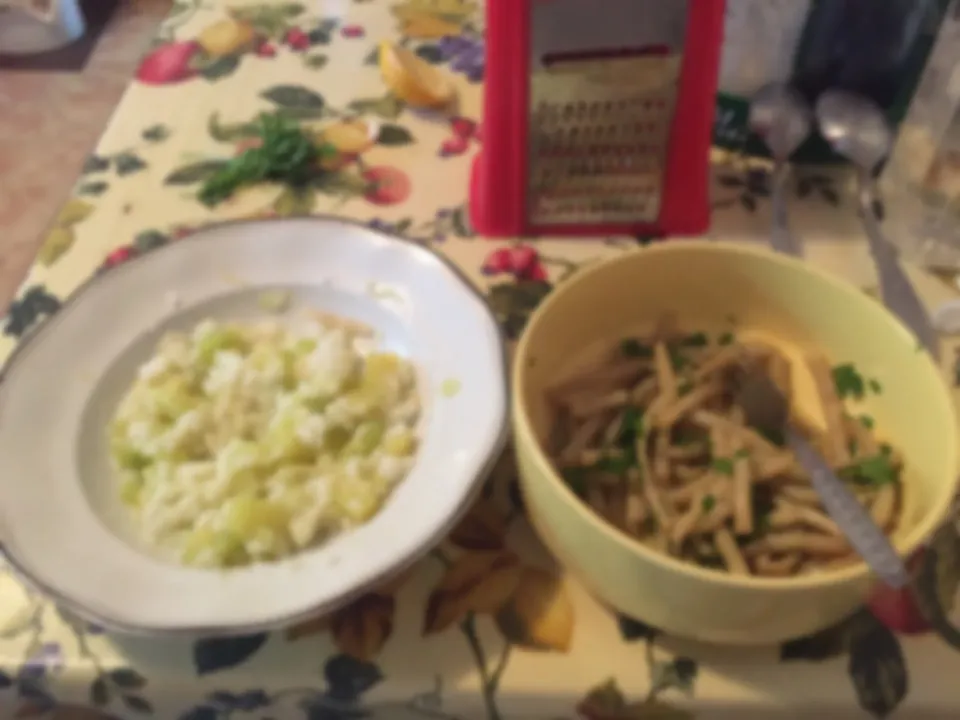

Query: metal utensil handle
789;432;911;588
857;173;940;358
771;162;803;257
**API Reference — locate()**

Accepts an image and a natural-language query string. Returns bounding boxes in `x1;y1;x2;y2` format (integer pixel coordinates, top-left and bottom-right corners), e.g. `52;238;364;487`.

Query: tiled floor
0;0;170;308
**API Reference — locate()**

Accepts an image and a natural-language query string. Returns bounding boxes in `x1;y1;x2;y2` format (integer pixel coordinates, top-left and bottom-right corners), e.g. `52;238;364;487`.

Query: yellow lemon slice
378;41;455;109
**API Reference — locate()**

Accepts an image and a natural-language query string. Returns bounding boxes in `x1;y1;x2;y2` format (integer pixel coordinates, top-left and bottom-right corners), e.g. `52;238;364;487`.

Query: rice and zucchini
108;313;419;568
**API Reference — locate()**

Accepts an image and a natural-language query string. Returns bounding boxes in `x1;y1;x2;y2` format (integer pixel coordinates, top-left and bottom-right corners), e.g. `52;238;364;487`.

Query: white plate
0;217;509;635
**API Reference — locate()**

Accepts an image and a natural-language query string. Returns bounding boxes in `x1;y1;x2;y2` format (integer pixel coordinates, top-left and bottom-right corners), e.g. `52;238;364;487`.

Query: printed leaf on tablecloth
82;155;110;174
273;186;318;216
142;124;171;142
847;612;908;718
77;181;109;197
323;654;383;702
423;550;523;634
486;281;553;340
193;633;269;675
261;85;326;112
207;113;259;143
495;566;574;652
108;668;146;690
89;677;110;706
4;285;61;339
348;94;405;120
38;228;76;267
617;614;661;642
376;124;415;146
649;657;698;697
120;695;154;714
165;160;230;186
329;593;395;661
197;55;242;82
448;499;506;551
780;609;866;662
55;198;95;227
114;153;148;177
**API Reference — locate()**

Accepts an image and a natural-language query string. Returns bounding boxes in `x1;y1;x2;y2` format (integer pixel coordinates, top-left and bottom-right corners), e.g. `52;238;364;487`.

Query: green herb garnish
734;448;750;459
561;467;588;497
711;457;734;475
681;332;709;347
617;407;644;446
859;414;875;430
701;494;716;512
670;349;689;371
596;453;634;475
718;331;735;346
678;379;693;396
840;453;898;487
620;338;653;358
868;378;883;394
832;363;866;400
199;113;321;207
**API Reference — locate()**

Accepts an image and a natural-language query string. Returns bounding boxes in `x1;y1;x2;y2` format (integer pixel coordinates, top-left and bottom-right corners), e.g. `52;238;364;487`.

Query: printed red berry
509;245;538;274
481;248;513;274
341;25;365;38
439;136;469;157
105;246;134;267
450;116;477;139
256;42;277;58
284;28;310;51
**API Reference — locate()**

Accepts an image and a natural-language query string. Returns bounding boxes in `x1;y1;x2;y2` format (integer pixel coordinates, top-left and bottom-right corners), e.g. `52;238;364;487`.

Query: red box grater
469;0;725;239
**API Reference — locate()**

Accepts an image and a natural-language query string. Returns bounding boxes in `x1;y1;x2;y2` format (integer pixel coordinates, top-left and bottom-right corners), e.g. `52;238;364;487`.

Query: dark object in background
793;0;947;115
0;0;121;72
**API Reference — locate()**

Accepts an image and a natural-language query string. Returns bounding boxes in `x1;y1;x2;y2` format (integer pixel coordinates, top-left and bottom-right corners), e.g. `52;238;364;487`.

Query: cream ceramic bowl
513;241;959;645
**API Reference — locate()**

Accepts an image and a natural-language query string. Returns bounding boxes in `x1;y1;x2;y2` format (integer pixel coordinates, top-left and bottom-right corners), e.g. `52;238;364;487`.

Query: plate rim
0;215;511;637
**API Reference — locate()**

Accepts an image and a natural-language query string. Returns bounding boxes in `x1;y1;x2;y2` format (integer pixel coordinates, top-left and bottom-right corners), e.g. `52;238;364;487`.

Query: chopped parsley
734;448;750;459
561;467;588;497
620;338;653;358
701;494;716;512
858;414;875;430
596;453;634;475
718;331;735;346
678;379;693;396
832;363;866;400
759;426;786;447
832;362;883;400
670;349;689;371
840;451;898;487
617;407;644;446
681;332;709;347
711;457;734;475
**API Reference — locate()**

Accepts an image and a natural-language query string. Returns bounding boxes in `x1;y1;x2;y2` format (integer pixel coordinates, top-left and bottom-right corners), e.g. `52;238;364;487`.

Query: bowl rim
0;215;512;636
513;239;960;592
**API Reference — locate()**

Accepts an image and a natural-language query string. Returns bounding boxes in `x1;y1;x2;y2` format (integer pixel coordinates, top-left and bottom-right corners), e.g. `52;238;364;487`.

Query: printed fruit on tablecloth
378;41;455;109
317;119;379;155
197;17;259;58
363;166;411;206
136;41;201;85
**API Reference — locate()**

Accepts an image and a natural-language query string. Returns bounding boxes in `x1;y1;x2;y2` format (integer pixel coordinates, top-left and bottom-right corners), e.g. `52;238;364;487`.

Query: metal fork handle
857;171;940;358
789;431;911;588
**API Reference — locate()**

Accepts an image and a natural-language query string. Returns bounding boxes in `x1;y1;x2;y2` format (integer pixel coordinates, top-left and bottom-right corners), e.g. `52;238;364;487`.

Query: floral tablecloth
5;1;960;719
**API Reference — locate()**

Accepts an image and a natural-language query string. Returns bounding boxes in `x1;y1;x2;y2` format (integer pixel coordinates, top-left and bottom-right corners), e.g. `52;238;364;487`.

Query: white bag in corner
0;0;87;55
